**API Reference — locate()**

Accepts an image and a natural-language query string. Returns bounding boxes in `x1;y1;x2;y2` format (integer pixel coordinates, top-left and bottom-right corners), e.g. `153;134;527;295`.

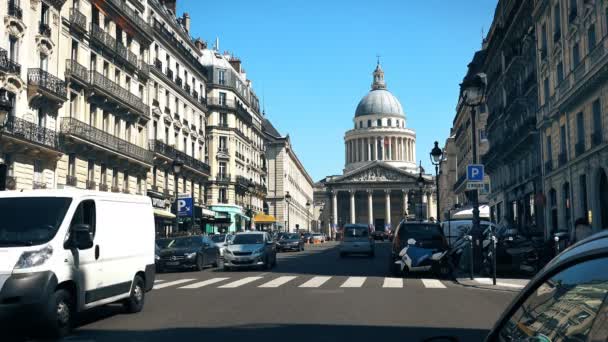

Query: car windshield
0;197;72;247
211;235;226;243
232;234;264;245
157;238;174;249
398;224;443;241
344;226;368;238
281;234;300;240
171;237;202;248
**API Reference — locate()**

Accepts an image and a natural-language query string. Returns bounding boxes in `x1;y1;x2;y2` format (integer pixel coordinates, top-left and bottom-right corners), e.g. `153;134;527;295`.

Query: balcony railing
217;197;229;204
192;90;199;100
69;8;87;33
65;59;89;84
137;59;149;78
115;41;138;68
558;152;567;167
0;49;21;75
184;84;191;94
175;76;182;87
61;117;154;164
151;19;205;75
27;68;67;101
216;173;231;182
90;24;137;69
218;147;229;154
89;71;149;117
575;141;585;157
2;115;58;149
207;97;236;109
39;22;51;38
8;1;23;19
66;175;78;187
105;0;152;36
149;140;211;176
154;58;163;71
166;68;173;81
545;160;553;173
592;131;604;146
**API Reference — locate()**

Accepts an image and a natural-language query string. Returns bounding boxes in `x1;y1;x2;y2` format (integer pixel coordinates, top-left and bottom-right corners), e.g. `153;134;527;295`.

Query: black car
389;221;450;277
276;233;305;252
157;235;220;272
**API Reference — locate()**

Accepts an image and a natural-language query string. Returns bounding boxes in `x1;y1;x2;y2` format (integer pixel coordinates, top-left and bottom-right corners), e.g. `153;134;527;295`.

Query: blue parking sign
177;196;193;217
467;164;484;182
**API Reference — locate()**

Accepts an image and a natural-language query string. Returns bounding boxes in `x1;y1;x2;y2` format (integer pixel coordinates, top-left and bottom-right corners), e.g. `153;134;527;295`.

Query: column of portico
359;138;364;162
332;191;338;226
367;138;372;161
385;190;391;228
350;190;356;224
403;190;409;216
388;137;392;160
368;190;374;225
374;137;378;161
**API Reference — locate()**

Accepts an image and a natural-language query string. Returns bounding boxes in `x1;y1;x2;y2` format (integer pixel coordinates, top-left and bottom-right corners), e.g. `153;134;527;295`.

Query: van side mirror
72;224;94;250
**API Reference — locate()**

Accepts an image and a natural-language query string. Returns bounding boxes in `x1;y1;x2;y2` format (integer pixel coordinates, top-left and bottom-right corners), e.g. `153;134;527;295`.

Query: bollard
492;234;497;286
554;235;560;256
467;235;474;280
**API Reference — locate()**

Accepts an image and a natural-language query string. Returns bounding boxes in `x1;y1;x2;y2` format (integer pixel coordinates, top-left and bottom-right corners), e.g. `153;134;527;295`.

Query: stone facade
438;133;457;219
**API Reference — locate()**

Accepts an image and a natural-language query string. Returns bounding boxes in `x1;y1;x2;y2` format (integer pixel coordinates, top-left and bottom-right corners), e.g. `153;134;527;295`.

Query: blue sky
179;0;497;181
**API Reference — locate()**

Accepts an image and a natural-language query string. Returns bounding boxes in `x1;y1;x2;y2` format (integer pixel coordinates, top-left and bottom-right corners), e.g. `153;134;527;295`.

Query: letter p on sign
467;164;484;182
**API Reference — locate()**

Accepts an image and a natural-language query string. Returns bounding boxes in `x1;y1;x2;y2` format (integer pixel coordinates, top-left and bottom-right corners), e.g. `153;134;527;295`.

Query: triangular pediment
330;161;419;184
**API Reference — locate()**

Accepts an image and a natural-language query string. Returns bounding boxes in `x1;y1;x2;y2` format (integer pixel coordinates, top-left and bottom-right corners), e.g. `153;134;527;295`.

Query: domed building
314;62;435;235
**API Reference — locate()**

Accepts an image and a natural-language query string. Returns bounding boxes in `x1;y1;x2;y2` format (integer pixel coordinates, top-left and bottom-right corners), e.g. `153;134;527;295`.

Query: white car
339;224;374;257
0;190;155;338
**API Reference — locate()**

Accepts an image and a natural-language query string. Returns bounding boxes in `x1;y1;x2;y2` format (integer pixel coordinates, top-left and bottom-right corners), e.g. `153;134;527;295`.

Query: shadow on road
68;324;489;342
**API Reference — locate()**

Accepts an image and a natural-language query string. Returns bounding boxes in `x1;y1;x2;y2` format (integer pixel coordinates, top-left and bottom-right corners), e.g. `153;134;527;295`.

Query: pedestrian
571;217;593;243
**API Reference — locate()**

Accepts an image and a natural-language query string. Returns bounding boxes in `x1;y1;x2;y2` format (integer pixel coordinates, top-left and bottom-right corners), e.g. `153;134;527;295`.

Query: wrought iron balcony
151;19;205;75
175;76;182;87
184;84;191;94
33;181;47;189
207;97;235;109
86;180;96;190
150;185;160;192
8;1;23;19
4;176;16;190
69;8;87;33
218;147;229;154
27;68;67;102
592;131;604;146
115;41;138;69
192;90;199;100
104;0;152;42
163;188;171;197
154;58;163;71
0;48;21;75
89;71;149;118
575;141;585;157
65;59;89;85
166;69;174;81
90;24;137;69
558;152;567;167
152;98;159;107
39;22;51;38
149;140;211;176
99;183;109;192
1;115;58;150
217;197;229;204
137;59;149;78
61;117;154;164
66;175;78;187
216;173;231;182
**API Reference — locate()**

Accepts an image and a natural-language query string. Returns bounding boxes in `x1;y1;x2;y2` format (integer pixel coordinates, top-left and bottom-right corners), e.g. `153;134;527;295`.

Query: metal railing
2;115;58;149
151;19;205;75
175;76;182;87
91;24;137;69
115;41;138;68
216;173;231;182
65;59;89;83
89;71;149;117
27;68;67;100
149;140;211;175
61;117;154;164
184;84;191;94
39;21;51;37
69;8;87;32
207;97;236;109
0;48;21;75
154;58;163;71
8;1;22;19
105;0;152;34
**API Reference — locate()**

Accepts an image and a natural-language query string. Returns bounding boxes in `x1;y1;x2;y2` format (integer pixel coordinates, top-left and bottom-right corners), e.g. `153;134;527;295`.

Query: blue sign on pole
467;164;484;182
177;195;193;217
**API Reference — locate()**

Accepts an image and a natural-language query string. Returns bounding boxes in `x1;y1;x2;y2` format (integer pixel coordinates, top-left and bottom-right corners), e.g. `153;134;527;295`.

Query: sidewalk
456;277;529;291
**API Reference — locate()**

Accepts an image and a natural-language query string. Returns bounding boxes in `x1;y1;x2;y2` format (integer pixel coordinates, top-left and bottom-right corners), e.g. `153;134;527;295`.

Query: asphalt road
18;241;517;342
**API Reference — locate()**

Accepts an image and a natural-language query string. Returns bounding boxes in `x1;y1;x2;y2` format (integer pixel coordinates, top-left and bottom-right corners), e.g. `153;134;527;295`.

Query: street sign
466;182;485;190
467;164;484;182
177;194;193;217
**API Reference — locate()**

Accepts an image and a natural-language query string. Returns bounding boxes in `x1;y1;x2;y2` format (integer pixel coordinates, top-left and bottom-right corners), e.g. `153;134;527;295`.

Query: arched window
377;119;382;127
388;119;392;126
367;120;371;127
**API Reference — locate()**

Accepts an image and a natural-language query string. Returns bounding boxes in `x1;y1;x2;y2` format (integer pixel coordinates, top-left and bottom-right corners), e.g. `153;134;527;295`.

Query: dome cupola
354;62;405;118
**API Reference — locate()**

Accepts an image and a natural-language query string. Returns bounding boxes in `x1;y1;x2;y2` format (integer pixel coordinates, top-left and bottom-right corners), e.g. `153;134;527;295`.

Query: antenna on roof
214;37;220;51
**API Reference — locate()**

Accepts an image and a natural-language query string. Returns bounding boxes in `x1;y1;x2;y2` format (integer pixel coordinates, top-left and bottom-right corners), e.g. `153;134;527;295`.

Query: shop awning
154;208;176;219
201;208;216;217
253;213;276;224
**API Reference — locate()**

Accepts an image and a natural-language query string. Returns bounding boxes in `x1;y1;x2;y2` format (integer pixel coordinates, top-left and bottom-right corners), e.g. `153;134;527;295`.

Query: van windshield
344;226;368;238
0;197;72;247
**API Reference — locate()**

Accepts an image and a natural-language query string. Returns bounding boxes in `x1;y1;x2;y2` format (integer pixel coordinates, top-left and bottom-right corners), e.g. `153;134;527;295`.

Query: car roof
235;231;265;235
0;189;151;204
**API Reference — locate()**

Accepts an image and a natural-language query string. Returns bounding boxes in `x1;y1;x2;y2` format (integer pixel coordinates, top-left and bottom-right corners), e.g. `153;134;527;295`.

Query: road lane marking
382;277;402;288
218;276;263;288
340;277;366;288
153;279;196;289
299;276;332;288
154;279;165;284
179;277;230;289
474;278;525;288
258;276;298;288
421;279;446;288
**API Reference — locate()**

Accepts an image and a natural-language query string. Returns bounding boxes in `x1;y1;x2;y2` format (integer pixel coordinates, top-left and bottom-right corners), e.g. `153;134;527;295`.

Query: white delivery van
0;190;156;338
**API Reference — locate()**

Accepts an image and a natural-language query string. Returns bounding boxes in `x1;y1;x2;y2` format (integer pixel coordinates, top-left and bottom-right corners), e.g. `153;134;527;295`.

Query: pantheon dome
344;62;417;172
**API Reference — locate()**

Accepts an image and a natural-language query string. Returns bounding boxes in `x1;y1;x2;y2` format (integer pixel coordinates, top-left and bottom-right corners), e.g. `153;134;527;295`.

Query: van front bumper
0;271;57;322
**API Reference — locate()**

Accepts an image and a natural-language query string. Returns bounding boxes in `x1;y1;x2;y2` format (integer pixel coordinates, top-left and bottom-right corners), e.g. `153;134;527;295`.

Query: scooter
394;238;451;278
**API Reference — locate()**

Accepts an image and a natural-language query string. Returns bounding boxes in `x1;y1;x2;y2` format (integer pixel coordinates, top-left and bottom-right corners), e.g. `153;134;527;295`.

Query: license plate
166;261;180;266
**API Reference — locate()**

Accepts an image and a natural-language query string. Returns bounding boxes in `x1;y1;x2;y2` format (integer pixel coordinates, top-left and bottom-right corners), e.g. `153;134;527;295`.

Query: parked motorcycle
480;226;540;276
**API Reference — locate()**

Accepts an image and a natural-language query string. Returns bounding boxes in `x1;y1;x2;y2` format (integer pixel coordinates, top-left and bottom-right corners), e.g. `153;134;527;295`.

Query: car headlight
155;254;160;261
224;249;233;255
186;252;197;259
14;245;53;269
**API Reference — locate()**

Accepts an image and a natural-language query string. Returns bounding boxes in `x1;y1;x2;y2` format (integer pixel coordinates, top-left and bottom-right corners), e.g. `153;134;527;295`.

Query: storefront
208;204;250;233
253;213;277;231
148;191;174;238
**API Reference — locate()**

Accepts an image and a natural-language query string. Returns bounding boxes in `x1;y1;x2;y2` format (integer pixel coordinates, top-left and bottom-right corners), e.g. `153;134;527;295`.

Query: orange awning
253;214;276;224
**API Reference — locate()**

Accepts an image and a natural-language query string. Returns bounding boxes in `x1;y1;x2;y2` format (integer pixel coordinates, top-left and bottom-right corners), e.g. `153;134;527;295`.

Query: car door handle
95;245;100;260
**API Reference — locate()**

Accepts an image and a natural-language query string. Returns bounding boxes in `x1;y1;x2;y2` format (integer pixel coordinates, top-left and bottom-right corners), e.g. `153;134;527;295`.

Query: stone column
374;137;378;161
385;190;391;228
332;191;338;226
427;192;432;219
403;190;409;216
368;190;374;225
350;190;356;224
367;138;372;161
388;137;392;160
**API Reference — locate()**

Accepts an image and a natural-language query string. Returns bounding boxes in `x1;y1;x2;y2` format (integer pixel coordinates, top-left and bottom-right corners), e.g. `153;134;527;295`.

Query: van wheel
43;289;74;339
123;275;145;314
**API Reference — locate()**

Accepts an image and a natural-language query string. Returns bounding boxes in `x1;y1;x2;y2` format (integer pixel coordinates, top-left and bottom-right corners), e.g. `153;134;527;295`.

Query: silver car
223;232;277;270
339;224;374;257
210;233;234;257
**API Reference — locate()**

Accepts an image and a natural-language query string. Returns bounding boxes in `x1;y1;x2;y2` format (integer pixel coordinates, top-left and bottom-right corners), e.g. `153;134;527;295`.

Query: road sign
467;164;484;182
177;195;193;217
466;182;485;190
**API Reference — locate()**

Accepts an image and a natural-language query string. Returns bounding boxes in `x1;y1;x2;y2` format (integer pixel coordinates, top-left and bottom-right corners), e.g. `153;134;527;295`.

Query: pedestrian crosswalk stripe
474;278;525;288
179;277;230;289
382;277;402;288
299;276;332;288
259;276;298;288
340;277;366;288
153;279;196;289
421;279;446;288
218;276;263;288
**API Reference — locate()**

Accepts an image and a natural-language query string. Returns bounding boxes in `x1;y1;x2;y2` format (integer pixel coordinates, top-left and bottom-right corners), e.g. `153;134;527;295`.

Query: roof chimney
194;38;207;51
182;13;190;33
229;57;242;73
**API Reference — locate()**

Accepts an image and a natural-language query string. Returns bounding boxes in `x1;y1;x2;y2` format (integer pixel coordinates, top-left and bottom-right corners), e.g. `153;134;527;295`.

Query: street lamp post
247;178;255;230
460;72;487;276
305;200;311;233
319;207;324;236
0;95;11;192
416;161;425;221
172;159;183;235
285;191;291;233
430;141;444;221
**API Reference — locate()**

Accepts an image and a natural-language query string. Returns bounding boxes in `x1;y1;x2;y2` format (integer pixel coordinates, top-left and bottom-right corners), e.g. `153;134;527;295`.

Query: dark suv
389;221;450;277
